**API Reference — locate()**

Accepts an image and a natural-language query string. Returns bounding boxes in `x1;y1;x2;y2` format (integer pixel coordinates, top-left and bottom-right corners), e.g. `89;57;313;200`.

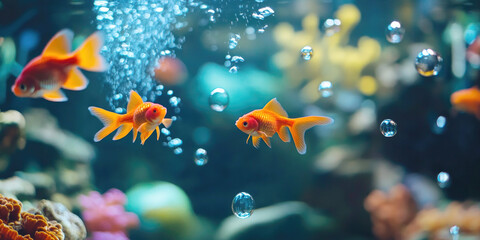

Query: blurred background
1;0;480;239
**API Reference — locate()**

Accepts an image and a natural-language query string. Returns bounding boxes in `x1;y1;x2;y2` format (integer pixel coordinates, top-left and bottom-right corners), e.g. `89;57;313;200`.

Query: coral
364;185;417;240
271;4;381;103
0;194;65;240
88;231;129;240
79;188;138;239
35;200;86;240
0;176;35;199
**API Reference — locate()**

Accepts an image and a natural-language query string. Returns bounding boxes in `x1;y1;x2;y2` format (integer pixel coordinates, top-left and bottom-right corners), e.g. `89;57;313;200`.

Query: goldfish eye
153;109;157;113
19;84;27;91
243;121;248;127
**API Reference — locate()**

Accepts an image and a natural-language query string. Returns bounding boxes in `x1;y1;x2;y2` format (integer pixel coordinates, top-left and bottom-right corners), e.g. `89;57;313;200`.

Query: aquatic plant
0;194;64;240
271;4;381;103
78;188;139;240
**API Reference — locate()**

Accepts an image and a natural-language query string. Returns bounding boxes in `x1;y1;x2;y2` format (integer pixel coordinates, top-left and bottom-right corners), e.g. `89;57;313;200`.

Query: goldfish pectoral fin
132;129;138;143
43;89;67;102
141;130;155;145
263;98;288;117
162;118;173;128
113;123;132;140
290;116;333;154
74;31;108;72
252;136;260;149
278;126;291;142
261;135;271;148
127;90;144;112
42;29;73;57
88;106;120;142
63;67;88;90
156;126;160;140
246;134;251;144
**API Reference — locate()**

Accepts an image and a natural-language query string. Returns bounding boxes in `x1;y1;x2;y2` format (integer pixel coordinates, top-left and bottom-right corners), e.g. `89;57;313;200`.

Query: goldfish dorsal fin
127;90;143;112
42;29;74;57
263;98;288;117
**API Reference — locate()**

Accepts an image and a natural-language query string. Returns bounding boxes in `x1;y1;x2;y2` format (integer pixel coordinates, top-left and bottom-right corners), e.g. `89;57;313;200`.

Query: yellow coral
272;4;381;103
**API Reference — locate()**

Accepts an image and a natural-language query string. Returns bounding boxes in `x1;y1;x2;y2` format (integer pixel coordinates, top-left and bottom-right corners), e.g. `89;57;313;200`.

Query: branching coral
0;194;64;240
79;188;139;240
272;4;381;103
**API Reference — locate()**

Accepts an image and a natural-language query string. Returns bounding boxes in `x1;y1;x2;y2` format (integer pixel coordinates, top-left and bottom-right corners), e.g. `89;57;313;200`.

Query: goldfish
88;90;172;144
11;29;107;102
450;86;480;119
235;98;333;154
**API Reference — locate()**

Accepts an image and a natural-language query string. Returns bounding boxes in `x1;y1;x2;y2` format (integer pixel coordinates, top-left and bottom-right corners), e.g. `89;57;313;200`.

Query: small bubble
229;66;238;74
167;90;173;95
301;46;313;60
169;96;181;107
224;60;232;67
323;18;341;36
255;0;264;2
114;107;126;114
318;81;333;97
113;93;123;100
225;54;231;60
436;116;446;128
194;148;208;166
415;49;443;77
252;13;265;20
161;128;170;136
209;88;229;112
258;7;274;17
229;34;241;49
386;21;405;43
380;119;397;137
231;56;245;63
450;225;460;239
231;192;255;219
173;147;183;154
437;172;450;188
168;138;183;148
207;9;215;14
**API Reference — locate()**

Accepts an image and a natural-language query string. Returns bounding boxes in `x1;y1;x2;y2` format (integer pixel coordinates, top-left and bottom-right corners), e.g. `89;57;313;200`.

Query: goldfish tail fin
74;31;108;72
88;106;120;142
289;116;333;154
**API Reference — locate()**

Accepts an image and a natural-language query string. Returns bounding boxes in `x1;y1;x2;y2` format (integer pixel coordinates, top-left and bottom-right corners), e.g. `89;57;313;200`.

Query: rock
0;176;35;199
215;201;334;240
36;200;87;240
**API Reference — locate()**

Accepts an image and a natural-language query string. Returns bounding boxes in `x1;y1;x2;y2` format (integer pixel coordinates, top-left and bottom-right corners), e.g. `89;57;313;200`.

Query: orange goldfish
235;98;333;154
88;90;172;144
11;29;107;102
450;86;480;119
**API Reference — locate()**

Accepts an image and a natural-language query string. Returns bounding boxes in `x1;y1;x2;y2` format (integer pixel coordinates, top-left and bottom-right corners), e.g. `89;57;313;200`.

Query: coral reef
0;194;65;240
364;184;418;240
79;188;138;240
33;200;86;240
271;4;381;103
0;176;35;199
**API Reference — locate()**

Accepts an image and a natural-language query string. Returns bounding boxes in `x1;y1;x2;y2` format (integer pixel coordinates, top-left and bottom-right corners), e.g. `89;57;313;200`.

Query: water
323;18;341;36
194;148;208;166
301;46;313;60
386;21;405;43
415;49;443;77
437;172;450;188
380;119;397;137
318;81;333;98
209;88;229;112
231;192;255;219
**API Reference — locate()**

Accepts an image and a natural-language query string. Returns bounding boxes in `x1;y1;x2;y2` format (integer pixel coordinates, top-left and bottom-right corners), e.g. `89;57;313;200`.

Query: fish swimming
89;90;172;144
11;29;107;102
235;98;333;154
450;86;480;119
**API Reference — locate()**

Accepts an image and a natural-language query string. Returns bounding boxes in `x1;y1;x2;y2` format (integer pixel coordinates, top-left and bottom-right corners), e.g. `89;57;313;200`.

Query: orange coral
0;195;22;222
0;194;64;240
364;185;417;240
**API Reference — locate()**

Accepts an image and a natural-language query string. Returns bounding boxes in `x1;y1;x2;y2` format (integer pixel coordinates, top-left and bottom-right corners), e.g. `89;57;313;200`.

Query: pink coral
79;189;138;239
89;231;129;240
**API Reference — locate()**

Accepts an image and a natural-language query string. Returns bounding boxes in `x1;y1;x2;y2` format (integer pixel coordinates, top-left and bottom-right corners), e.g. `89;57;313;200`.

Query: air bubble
194;148;208;166
231;192;255;219
324;18;341;36
386;21;405;43
209;88;229;112
437;172;450;188
301;46;313;60
415;49;443;77
380;119;397;137
318;81;333;97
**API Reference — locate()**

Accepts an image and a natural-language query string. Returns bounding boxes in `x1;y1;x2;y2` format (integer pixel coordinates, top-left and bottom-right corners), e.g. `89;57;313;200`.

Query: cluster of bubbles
93;0;189;153
209;88;229;112
231;192;255;218
318;81;333;98
437;171;450;188
450;225;460;239
252;6;274;20
380;119;397;137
